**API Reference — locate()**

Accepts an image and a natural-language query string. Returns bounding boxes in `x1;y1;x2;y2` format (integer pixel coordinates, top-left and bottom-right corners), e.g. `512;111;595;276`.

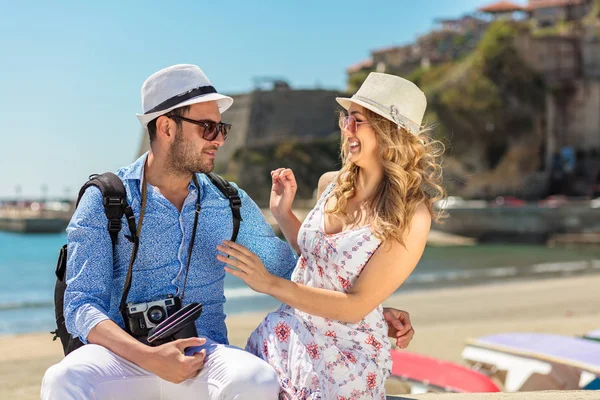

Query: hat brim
336;97;391;122
336;96;420;135
136;92;234;127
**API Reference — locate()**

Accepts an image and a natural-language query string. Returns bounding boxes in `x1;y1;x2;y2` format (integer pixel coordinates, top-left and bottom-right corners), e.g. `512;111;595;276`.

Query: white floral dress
246;183;392;399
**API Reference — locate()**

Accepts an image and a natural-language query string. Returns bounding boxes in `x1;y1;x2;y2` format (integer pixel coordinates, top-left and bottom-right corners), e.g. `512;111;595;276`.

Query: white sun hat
336;72;426;135
136;64;234;127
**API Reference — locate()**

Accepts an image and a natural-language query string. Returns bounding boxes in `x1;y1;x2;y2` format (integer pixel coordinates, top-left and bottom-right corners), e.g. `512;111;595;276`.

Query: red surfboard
390;350;501;393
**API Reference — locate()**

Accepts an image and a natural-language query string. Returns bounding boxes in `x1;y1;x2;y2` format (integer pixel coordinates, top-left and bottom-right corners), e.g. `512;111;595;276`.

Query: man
41;64;414;399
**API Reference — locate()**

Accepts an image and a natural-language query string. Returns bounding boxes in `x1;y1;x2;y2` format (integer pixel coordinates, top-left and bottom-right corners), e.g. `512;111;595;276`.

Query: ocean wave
407;266;520;283
0;300;54;311
225;287;269;299
408;260;599;284
0;289;269;311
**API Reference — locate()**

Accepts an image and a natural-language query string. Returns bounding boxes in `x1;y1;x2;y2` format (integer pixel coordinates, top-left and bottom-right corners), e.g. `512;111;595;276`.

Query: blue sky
0;0;519;198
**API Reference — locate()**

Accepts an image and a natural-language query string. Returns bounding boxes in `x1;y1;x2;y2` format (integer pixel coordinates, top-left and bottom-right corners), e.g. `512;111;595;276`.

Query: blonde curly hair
327;108;446;246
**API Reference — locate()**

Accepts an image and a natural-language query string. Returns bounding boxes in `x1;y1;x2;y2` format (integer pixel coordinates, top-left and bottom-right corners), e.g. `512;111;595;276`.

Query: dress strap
317;177;338;206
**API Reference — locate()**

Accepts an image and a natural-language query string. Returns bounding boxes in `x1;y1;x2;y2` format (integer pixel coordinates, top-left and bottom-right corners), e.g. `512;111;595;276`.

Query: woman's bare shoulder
316;171;339;200
411;202;432;232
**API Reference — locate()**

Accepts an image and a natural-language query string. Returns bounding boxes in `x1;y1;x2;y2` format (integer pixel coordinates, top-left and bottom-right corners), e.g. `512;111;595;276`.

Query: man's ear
156;115;173;142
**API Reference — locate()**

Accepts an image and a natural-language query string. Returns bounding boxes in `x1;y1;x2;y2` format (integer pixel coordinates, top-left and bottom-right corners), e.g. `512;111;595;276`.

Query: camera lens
147;306;166;324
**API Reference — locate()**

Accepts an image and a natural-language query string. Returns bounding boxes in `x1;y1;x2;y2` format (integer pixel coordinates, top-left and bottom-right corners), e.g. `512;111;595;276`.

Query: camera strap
119;172;201;314
181;176;201;300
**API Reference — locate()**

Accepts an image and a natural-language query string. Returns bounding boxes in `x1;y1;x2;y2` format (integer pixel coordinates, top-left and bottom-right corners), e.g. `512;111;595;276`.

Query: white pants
41;339;279;400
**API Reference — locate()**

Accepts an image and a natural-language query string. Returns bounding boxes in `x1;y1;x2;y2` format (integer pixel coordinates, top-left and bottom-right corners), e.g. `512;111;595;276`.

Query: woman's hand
269;168;297;218
217;240;277;294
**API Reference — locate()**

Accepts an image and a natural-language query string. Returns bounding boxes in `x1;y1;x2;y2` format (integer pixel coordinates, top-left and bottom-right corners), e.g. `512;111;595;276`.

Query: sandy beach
1;273;599;399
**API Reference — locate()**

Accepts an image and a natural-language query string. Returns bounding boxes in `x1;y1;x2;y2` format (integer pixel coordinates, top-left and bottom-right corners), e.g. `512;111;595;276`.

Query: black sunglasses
168;115;232;141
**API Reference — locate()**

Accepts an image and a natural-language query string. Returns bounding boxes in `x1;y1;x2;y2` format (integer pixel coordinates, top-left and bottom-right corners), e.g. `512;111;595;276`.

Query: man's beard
166;128;215;176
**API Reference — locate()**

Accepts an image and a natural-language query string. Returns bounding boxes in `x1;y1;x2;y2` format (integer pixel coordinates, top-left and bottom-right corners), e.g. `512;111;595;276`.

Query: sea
1;231;599;335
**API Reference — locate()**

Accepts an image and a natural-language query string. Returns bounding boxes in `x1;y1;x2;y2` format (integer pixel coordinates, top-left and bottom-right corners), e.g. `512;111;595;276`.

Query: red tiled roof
346;59;373;74
527;0;584;9
478;1;525;12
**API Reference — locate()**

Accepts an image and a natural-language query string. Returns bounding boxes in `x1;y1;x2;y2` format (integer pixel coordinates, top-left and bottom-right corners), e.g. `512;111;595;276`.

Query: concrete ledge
387;391;596;400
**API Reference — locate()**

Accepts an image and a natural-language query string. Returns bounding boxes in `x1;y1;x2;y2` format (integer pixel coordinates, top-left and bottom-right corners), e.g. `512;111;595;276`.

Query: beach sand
1;273;599;399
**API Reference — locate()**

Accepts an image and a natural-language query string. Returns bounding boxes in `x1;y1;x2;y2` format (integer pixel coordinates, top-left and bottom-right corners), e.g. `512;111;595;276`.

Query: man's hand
142;337;207;383
383;308;415;349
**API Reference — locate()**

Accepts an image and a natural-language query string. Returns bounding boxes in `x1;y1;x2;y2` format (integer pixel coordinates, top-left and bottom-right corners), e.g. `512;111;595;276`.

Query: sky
0;0;520;199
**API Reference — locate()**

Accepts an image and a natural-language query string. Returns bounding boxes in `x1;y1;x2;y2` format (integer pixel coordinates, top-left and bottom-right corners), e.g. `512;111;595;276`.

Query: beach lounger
584;329;600;342
461;333;600;392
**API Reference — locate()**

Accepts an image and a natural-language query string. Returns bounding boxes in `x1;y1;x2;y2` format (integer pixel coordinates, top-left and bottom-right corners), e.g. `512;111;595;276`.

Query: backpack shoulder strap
76;172;137;247
205;173;242;242
56;173;137;282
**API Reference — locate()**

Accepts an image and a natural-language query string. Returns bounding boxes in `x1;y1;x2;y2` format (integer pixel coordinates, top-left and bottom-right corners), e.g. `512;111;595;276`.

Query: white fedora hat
136;64;234;127
336;72;426;135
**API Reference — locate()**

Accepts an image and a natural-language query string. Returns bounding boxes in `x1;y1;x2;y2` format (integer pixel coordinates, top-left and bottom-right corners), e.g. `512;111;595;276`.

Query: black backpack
51;172;242;356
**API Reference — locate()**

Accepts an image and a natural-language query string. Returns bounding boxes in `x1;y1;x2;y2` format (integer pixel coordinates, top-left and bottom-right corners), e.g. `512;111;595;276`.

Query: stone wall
547;80;600;151
582;34;600;78
515;34;581;85
214;93;253;173
244;89;341;148
515;32;600;154
435;202;600;242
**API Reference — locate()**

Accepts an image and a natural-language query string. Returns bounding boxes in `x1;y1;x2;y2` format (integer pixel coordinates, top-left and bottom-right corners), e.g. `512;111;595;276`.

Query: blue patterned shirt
65;153;298;345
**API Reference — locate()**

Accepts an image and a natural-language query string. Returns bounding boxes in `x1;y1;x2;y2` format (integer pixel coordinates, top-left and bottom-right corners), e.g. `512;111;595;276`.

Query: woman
217;72;445;399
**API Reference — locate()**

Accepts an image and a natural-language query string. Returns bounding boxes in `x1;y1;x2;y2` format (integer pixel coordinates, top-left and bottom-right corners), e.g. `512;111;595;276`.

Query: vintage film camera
124;295;181;339
124;295;202;346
